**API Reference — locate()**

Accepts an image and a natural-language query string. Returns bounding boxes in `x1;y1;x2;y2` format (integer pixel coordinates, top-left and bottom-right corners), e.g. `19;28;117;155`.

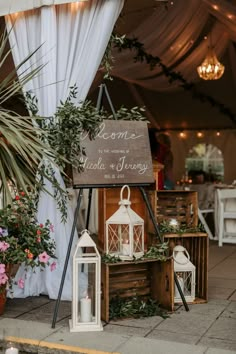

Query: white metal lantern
105;185;144;260
173;245;196;303
69;229;103;332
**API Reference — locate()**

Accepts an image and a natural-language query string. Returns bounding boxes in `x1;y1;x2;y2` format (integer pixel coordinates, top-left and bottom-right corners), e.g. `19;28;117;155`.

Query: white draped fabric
6;0;124;300
0;0;88;17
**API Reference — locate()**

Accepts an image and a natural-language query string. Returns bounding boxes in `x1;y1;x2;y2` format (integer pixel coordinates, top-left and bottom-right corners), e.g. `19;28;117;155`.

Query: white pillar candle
122;243;130;256
80;297;91;322
174;275;184;298
5;347;19;354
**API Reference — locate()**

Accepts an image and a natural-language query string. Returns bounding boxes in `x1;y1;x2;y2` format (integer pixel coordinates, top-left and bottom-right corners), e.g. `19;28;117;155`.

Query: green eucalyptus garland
109;296;169;320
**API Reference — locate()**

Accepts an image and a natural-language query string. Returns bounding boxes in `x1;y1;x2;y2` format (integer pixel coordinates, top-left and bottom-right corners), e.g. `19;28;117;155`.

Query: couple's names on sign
72;120;154;186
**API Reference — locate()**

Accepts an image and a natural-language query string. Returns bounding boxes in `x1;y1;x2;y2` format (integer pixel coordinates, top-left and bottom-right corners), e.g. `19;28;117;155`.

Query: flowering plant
0;192;56;293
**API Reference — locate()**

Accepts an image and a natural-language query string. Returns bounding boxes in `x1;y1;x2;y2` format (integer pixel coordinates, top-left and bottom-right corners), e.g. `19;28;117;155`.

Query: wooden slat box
147;190;198;235
101;258;174;322
164;232;208;303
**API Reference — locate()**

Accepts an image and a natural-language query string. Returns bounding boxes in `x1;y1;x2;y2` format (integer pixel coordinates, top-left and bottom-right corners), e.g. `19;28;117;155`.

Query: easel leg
51;188;83;328
139;186;189;311
174;273;189;311
139;186;162;243
85;188;93;229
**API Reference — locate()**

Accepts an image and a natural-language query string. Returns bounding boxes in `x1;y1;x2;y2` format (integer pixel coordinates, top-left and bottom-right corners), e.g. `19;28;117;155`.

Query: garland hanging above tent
103;35;236;126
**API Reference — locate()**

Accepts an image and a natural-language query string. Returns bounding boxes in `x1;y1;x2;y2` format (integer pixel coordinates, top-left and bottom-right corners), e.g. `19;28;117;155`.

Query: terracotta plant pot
0;290;6;315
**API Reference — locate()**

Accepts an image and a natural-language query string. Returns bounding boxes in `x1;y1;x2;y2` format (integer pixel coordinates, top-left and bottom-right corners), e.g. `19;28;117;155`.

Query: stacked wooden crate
147;190;208;304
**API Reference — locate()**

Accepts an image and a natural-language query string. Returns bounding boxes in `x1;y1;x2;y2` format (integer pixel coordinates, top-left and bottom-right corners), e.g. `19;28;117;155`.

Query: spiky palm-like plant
0;29;56;206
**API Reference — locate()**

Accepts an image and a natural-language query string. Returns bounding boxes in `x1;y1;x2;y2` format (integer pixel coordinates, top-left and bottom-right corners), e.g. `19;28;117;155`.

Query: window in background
186;143;224;183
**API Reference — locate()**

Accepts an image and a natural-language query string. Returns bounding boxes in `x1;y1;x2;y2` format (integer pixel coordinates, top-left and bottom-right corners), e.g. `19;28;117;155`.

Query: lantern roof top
106;204;144;224
174;261;195;271
73;230;100;259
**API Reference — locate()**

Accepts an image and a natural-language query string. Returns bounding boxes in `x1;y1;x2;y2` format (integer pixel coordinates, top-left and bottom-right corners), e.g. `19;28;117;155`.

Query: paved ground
0;241;236;354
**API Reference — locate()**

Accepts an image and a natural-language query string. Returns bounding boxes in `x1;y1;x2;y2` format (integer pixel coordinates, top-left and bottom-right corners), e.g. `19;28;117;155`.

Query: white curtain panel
6;0;124;300
0;0;88;16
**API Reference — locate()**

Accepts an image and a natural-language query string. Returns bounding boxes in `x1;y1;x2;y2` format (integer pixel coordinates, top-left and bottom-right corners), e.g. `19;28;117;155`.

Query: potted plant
0;191;56;314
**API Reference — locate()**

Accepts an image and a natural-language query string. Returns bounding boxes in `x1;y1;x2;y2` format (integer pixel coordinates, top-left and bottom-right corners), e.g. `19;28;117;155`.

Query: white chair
216;189;236;246
198;207;215;240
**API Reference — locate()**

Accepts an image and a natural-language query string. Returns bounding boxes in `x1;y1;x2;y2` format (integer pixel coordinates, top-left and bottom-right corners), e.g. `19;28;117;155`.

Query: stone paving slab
44;326;129;353
204;317;236;342
16;300;71;324
209;258;236;280
208;244;236;270
109;315;164;328
208;287;235;300
146;329;200;345
104;323;150;337
209;277;236;289
154;312;216;336
206;349;236;354
115;336;207;354
229;291;236;301
177;301;228;317
199;337;236;352
221;301;236;319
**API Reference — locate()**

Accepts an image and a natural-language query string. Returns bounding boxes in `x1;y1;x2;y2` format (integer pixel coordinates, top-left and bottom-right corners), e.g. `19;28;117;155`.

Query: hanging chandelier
197;47;225;80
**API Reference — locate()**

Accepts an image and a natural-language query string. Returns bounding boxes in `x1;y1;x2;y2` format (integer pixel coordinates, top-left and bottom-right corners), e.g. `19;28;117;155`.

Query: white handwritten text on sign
72;120;154;186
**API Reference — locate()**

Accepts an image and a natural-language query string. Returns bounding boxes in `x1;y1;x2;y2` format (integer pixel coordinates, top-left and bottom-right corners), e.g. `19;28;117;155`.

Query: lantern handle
81;229;90;235
173;248;190;265
120;185;130;201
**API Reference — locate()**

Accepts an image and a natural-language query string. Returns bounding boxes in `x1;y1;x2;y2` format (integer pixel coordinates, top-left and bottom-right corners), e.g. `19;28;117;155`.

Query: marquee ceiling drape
111;0;236;92
90;0;236;131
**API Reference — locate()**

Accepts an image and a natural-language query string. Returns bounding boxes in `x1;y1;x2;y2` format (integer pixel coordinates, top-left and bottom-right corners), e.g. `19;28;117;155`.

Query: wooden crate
101;258;174;322
147;190;198;235
98;187;148;252
164;232;208;303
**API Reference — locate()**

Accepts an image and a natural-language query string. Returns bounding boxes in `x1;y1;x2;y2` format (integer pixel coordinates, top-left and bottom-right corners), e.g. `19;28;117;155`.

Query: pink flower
0;264;6;274
39;223;44;228
49;224;54;232
0;273;8;285
38;251;50;263
50;261;57;272
0;241;10;251
27;252;33;259
36;230;41;235
17;278;25;289
36;237;41;243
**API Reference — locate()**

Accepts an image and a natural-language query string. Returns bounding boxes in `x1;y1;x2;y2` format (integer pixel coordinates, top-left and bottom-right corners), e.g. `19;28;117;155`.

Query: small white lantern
173;245;196;303
105;185;144;260
69;229;103;332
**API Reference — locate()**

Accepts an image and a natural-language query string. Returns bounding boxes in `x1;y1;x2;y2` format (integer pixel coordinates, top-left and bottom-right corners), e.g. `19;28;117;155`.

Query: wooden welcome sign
72;120;154;186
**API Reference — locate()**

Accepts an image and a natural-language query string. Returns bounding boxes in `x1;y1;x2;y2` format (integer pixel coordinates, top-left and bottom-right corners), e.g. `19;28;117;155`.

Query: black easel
51;85;189;328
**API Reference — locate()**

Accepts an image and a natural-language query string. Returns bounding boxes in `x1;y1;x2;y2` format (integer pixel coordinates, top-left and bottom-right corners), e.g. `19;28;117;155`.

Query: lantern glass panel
133;224;143;253
175;271;193;299
78;263;96;324
107;223;131;254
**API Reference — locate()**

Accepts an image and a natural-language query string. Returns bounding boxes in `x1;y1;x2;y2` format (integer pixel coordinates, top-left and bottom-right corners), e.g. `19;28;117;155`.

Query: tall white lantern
69;229;103;332
105;185;144;260
173;245;196;303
